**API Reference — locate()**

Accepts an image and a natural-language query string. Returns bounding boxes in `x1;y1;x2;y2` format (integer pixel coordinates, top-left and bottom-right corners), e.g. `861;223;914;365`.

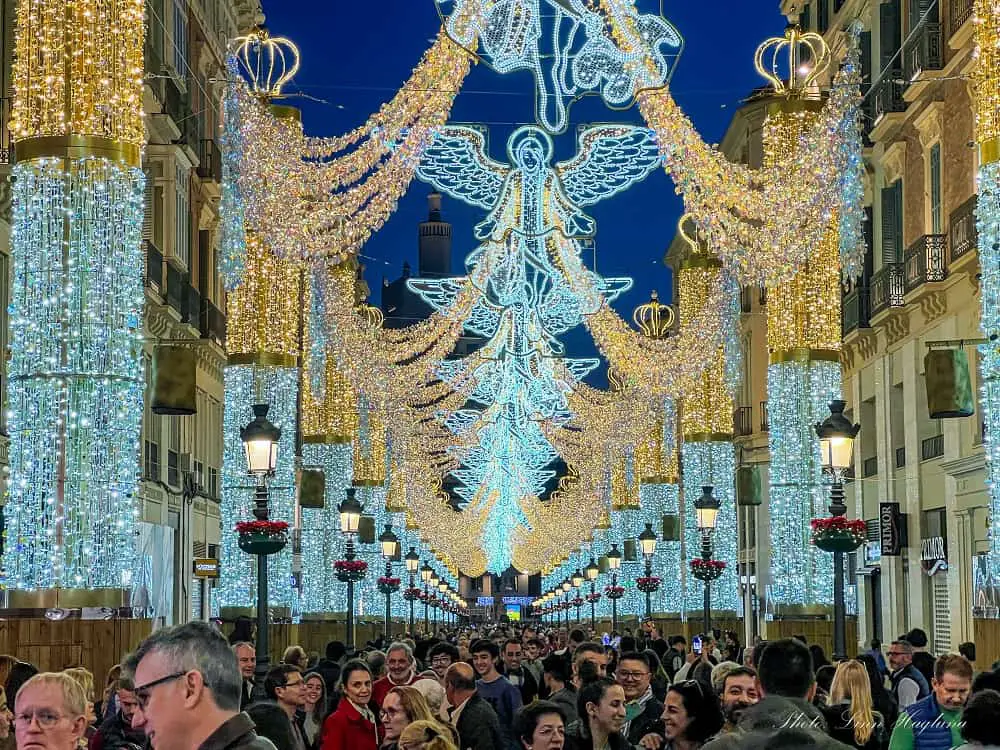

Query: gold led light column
3;0;145;599
757;26;842;610
677;217;739;614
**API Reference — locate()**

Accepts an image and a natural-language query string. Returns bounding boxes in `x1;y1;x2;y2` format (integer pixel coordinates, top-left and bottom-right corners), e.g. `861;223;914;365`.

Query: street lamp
405;546;420;634
378;524;399;642
585;557;599;629
437;581;448;633
638;522;659;619
572;569;584;623
815;399;860;661
420;562;433;633
694;485;720;635
607;544;622;632
561;578;572;624
338;487;364;649
239;403;281;700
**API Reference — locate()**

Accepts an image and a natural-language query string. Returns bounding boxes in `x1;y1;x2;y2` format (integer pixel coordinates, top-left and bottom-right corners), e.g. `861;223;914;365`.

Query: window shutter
860;31;872;92
930;143;942;234
880;0;902;74
142;169;154;242
881;182;902;263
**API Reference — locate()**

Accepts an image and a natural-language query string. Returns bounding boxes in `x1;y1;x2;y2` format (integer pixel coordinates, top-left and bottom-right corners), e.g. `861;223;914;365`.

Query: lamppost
437;581;448;633
585;557;599;630
694;485;721;635
638;522;659;619
429;570;440;630
815;399;860;661
405;547;420;634
572;569;584;624
378;524;399;642
420;562;433;633
607;544;622;632
560;578;571;624
338;488;364;650
239;403;281;699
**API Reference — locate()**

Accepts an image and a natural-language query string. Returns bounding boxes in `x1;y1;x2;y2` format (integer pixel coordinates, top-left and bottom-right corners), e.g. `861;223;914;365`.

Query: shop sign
193;558;219;578
476;596;494;606
920;536;948;575
879;502;905;556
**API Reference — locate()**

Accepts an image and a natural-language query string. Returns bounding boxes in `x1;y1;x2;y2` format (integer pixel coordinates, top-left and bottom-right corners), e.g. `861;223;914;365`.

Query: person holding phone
673;637;711;685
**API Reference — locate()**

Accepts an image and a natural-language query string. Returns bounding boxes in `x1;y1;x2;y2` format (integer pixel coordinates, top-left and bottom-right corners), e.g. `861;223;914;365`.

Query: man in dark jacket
541;653;577;724
127;621;278;750
616;652;663;746
701;639;851;750
500;639;539;705
312;641;344;696
445;662;504;750
90;678;147;750
888;640;930;710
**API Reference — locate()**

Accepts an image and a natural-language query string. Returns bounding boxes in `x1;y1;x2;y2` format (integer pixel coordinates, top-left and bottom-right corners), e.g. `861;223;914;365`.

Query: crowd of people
3;620;1000;750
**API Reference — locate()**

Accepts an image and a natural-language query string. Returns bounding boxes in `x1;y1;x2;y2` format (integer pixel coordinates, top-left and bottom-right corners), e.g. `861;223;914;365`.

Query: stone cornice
940;452;985;477
913;101;944;149
881;140;907;185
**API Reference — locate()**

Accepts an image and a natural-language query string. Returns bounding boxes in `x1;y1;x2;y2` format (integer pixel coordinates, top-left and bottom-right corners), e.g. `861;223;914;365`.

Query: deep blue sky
260;1;787;335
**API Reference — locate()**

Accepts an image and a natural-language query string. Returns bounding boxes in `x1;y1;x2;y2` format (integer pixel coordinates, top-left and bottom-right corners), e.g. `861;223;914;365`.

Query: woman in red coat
319;660;381;750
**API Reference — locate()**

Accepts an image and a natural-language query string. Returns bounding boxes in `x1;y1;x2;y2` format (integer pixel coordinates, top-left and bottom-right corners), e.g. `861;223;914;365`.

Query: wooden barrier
974;618;1000;668
0;619;153;684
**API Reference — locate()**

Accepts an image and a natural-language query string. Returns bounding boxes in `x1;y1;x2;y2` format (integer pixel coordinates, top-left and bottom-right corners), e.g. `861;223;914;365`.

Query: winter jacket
452;693;505;750
888;693;963;750
563;720;633;750
548;686;579;725
700;695;853;750
89;711;147;750
821;702;887;750
624;695;664;747
319;699;380;750
197;713;277;750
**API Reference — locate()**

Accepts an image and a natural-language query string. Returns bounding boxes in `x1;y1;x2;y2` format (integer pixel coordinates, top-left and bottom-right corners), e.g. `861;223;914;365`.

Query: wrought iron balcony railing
903;234;947;292
870;263;905;315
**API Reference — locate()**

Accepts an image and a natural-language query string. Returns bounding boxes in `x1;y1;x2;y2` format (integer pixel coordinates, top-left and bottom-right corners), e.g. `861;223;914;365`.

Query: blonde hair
829;660;876;745
17;673;87;717
61;668;94;702
398;720;458;750
387;686;437;724
281;646;306;666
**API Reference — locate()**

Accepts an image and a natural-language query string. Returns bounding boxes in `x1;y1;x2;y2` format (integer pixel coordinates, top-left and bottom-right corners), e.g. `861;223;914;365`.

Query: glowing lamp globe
638;522;658;557
561;579;572;593
379;524;399;559
694;485;720;533
572;569;585;588
338;487;364;535
815;400;860;473
240;404;281;476
585;558;600;581
420;562;433;583
607;544;623;571
405;547;420;574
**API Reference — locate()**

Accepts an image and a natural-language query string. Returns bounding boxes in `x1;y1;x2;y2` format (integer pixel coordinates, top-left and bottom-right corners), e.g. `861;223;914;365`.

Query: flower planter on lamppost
638;522;660;619
337;488;365;649
814;399;861;661
239;403;282;700
693;485;721;635
378;524;400;640
571;568;585;624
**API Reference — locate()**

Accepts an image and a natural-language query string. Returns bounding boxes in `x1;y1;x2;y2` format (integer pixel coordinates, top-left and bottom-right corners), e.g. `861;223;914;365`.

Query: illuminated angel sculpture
436;0;682;132
409;124;661;572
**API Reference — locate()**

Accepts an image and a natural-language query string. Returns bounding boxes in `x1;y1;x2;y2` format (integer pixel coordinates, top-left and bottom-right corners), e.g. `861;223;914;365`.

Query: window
929;143;942;234
172;0;188;77
881;180;904;263
174;165;190;268
193;460;204;491
144;440;160;481
207;467;219;499
168;450;180;487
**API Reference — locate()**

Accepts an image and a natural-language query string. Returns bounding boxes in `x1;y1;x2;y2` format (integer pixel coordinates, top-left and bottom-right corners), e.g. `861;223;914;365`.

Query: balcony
165;264;185;314
759;401;769;432
948;195;977;264
903;234;947;293
200;299;226;347
903;22;944;100
734;406;753;437
870;77;907;141
145;240;164;294
862;456;878;477
870;263;905;316
197;138;222;183
183;283;201;327
949;0;975;47
921;434;945;461
843;286;871;336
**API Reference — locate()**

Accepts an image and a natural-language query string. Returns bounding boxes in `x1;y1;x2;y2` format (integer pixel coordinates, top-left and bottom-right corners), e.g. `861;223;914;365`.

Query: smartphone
692;635;703;654
602;633;611;646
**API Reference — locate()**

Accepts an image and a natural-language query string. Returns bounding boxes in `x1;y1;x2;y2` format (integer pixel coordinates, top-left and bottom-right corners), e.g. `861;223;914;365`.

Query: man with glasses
888;639;930;710
264;665;307;750
126;620;275;750
426;642;460;686
616;651;663;746
15;672;89;750
90;677;146;750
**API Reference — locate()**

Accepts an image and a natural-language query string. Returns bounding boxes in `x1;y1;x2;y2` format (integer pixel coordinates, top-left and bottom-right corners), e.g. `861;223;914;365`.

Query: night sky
260;1;788;357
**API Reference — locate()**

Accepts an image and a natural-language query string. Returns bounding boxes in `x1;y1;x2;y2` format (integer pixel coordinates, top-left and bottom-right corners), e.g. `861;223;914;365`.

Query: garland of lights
975;0;1000;583
3;0;145;591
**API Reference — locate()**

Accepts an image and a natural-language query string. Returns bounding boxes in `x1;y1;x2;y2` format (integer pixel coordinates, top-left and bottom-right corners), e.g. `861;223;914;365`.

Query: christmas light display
434;0;682;133
975;0;1000;579
758;27;842;609
3;0;145;590
411;124;659;572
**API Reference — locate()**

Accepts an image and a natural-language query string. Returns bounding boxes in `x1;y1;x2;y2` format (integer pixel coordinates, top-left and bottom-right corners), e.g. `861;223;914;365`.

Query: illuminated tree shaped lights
3;0;145;592
757;27;844;609
974;0;1000;588
676;217;741;615
410;124;661;573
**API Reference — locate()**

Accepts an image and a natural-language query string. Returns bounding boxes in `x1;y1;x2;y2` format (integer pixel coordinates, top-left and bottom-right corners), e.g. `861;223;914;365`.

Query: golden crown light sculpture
757;24;842;611
235;27;302;100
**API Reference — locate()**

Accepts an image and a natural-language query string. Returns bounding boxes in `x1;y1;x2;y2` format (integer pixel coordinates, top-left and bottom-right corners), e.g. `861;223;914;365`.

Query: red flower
690;559;726;570
810;517;867;535
586;592;602;603
377;576;402;587
235;520;289;535
334;560;368;573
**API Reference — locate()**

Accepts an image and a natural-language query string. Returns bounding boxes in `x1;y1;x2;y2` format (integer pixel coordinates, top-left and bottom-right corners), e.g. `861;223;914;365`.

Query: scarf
623;687;653;730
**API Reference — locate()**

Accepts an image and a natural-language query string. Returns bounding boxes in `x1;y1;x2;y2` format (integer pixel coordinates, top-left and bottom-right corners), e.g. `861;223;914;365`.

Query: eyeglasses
282;679;304;688
617;670;650;680
676;679;705;698
430;656;452;665
134;672;188;709
14;710;66;728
